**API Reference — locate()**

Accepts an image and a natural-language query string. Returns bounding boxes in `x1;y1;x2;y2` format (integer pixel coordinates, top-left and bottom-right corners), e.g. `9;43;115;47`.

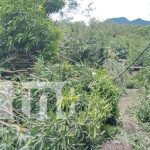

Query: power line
113;42;150;81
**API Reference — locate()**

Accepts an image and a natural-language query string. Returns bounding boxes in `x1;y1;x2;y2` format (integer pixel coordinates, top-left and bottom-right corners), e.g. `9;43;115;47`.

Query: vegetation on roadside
0;0;150;149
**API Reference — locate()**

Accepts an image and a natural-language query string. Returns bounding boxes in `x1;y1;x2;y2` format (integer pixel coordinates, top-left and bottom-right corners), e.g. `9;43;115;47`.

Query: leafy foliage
0;62;120;149
1;0;150;148
137;99;150;123
0;0;61;69
59;21;108;67
136;69;150;123
44;0;65;14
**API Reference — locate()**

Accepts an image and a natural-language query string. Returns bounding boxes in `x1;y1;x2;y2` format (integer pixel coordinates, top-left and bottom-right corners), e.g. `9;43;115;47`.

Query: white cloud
92;0;150;20
73;0;150;21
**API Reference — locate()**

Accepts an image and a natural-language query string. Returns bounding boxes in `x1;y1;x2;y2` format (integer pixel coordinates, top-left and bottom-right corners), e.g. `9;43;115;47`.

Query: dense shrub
0;0;61;69
0;62;120;149
59;21;108;67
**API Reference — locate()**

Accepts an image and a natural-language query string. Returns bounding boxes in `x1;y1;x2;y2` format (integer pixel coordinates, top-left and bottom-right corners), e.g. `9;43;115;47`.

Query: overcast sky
74;0;150;21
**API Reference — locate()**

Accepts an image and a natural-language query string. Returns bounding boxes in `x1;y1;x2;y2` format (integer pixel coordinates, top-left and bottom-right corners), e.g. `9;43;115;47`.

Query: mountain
131;18;150;25
105;17;150;26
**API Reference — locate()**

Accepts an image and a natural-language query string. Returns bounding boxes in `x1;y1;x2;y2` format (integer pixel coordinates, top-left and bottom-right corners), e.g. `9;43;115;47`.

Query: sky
73;0;150;21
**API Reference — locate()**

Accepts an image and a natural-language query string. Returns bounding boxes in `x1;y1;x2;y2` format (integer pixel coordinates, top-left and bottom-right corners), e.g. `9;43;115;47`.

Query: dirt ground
101;89;138;150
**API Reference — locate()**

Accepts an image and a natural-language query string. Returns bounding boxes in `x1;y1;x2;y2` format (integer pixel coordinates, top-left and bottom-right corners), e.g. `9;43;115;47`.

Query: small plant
136;68;150;123
137;99;150;123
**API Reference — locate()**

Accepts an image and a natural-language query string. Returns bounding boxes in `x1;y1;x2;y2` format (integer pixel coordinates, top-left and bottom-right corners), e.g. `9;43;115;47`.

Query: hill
105;17;150;26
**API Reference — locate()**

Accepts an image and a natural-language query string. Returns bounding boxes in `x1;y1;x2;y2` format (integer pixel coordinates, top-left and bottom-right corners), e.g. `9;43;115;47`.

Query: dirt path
119;89;139;133
102;89;139;150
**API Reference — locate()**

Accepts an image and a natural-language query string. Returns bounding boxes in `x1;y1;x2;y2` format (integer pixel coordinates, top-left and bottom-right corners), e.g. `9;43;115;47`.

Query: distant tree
44;0;65;14
59;20;107;67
